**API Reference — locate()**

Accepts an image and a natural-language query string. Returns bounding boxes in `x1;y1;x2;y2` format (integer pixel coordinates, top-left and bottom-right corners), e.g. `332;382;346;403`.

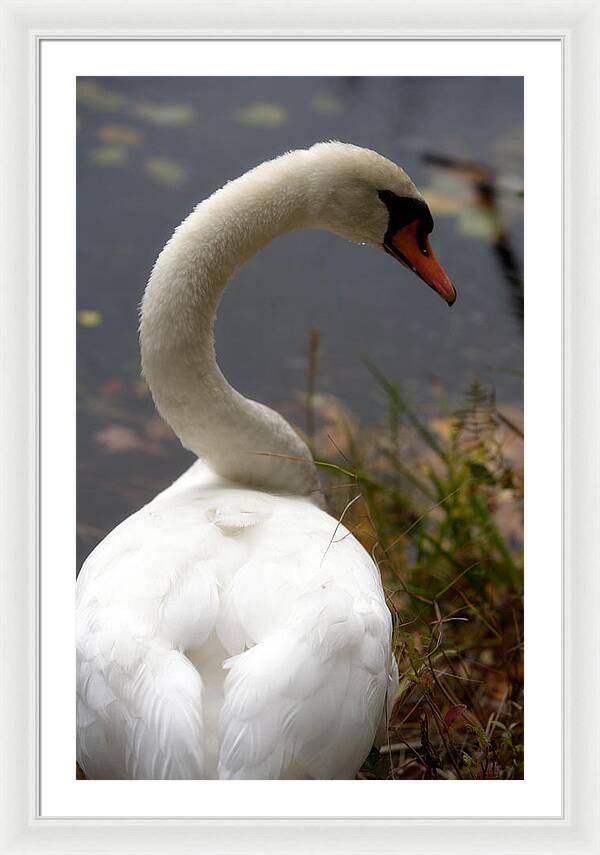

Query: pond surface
77;76;523;569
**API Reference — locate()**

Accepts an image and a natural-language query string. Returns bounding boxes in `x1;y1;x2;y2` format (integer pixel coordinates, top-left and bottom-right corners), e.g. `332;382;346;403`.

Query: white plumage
77;142;453;779
77;461;396;779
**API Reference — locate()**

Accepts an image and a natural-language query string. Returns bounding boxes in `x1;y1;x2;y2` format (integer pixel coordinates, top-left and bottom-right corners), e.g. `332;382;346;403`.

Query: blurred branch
422;151;524;327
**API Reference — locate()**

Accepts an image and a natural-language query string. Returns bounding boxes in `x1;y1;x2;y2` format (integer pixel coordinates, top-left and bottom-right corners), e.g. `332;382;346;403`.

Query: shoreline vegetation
302;330;524;780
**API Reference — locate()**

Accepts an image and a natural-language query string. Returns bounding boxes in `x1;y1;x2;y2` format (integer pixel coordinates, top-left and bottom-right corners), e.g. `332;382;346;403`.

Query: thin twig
326;432;353;466
434;561;481;600
385;486;463;553
320;493;363;567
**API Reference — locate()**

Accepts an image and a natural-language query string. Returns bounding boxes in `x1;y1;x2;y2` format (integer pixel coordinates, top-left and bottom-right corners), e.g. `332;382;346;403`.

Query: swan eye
416;224;430;257
378;189;395;206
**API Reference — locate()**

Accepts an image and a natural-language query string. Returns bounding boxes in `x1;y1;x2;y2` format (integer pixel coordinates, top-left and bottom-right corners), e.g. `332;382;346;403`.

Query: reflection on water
77;76;523;569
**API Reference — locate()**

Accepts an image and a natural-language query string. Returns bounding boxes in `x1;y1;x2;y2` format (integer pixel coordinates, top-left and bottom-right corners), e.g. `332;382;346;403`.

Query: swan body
76;142;454;779
77;460;396;779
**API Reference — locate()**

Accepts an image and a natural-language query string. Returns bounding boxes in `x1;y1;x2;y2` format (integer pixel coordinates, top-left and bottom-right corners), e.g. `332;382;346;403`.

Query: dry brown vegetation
302;332;524;780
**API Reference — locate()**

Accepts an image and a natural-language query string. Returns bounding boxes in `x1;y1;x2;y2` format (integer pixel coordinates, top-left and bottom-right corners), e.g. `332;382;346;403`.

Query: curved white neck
140;149;323;496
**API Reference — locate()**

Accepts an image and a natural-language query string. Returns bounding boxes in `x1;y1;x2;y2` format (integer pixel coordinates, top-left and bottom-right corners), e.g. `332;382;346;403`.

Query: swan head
307;141;456;306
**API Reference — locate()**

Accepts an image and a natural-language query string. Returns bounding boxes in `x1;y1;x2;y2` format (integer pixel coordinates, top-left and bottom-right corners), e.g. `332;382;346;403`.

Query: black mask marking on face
377;190;434;246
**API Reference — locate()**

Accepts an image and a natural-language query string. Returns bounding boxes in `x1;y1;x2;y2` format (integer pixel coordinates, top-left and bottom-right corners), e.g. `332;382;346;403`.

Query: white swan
76;142;455;780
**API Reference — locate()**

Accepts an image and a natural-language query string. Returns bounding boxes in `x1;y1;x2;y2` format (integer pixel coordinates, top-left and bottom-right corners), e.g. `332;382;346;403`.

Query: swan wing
76;492;226;779
218;583;391;779
77;639;206;779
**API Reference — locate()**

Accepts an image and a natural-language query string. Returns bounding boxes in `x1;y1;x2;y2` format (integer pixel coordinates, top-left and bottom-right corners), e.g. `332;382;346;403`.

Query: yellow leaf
143;157;186;187
234;102;287;127
132;102;194;127
89;146;128;167
77;310;103;328
311;93;344;114
98;124;143;147
77;81;125;111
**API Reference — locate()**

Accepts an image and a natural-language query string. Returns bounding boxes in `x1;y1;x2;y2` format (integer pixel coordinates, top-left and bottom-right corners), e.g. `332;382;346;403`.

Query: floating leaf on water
132;102;194;126
98;124;143;147
234;102;288;127
143;157;186;187
93;422;166;455
77;80;126;111
77;309;103;327
311;93;345;114
94;424;144;453
89;146;128;167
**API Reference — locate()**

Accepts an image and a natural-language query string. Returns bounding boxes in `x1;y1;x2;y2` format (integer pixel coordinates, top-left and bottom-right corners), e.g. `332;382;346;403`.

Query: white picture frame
1;0;598;852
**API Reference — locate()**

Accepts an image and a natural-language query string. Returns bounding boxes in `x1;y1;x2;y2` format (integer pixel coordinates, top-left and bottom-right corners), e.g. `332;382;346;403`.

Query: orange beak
386;220;456;306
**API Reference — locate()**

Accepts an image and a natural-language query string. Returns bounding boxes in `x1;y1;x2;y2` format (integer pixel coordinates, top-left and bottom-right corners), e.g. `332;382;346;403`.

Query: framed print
1;1;599;853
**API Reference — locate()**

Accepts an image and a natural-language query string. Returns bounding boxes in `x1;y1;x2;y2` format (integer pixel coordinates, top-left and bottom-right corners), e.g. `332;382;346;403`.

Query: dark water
77;76;523;569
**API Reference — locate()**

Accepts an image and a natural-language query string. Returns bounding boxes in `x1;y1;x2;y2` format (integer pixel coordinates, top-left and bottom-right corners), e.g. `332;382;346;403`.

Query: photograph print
75;75;524;781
